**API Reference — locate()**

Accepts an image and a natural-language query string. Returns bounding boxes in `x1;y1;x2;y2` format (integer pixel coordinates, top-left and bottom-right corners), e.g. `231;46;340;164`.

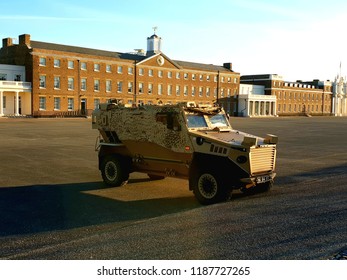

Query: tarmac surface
0;116;346;259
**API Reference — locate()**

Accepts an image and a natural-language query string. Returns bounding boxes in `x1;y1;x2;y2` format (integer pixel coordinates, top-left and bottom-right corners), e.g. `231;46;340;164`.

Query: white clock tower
146;27;162;56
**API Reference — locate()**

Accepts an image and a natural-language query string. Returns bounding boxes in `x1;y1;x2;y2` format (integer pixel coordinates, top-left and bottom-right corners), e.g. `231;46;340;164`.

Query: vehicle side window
156;112;181;131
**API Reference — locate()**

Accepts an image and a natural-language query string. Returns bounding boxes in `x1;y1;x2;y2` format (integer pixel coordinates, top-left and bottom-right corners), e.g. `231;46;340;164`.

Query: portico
0;81;32;116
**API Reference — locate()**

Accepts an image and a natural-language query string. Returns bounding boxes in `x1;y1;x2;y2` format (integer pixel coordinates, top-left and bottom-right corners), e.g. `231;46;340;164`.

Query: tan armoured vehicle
92;101;278;205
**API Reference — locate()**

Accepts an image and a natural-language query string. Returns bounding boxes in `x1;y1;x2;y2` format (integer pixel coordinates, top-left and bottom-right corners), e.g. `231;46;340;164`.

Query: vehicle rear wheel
101;155;129;187
192;171;230;205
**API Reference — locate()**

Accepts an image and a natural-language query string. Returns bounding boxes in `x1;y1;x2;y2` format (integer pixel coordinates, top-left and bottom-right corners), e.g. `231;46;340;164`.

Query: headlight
236;156;247;164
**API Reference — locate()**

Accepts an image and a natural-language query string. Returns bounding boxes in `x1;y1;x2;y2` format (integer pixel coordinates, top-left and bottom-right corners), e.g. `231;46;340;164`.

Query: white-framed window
94;63;100;72
167;71;172;78
139;82;144;94
192;74;196;80
106;80;112;92
54;76;60;89
68;98;74;111
199;74;203;81
117;66;123;73
191;86;196;96
39;96;46;110
81;62;87;70
54;59;60;68
68;77;74;90
68;60;74;69
139;68;144;76
206;87;210;97
128;67;133;75
176;72;180;79
184;73;188;80
94;99;100;109
158;84;163;95
199;87;203;97
158;70;163;78
106;64;112;73
176;85;180;96
81;78;87;91
128;82;133;93
206;75;210;81
184;85;188;96
39;57;46;66
167;84;172;96
117;81;123;92
94;79;100;91
149;69;153;77
148;83;153;94
54;97;61;110
39;75;46;88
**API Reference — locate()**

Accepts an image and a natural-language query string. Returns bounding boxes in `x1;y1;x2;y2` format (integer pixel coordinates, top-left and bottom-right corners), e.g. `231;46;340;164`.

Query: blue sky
1;0;347;81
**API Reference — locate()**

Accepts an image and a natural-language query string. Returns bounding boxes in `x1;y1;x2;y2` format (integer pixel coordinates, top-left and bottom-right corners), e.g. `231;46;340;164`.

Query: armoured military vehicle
92;101;277;205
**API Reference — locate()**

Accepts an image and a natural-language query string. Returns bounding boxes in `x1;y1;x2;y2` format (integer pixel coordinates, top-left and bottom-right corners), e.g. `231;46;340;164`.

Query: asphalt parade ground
0;116;346;259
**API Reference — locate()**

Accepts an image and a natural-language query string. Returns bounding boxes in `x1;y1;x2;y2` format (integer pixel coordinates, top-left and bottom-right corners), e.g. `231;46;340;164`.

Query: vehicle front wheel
100;156;129;187
192;172;230;205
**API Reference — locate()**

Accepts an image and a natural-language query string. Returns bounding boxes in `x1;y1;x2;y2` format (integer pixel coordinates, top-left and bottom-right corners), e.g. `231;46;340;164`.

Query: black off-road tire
192;171;230;205
100;155;129;187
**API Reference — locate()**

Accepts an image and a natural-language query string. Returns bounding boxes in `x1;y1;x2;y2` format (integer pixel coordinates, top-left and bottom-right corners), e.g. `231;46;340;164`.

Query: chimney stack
223;62;233;70
19;34;31;47
2;38;13;48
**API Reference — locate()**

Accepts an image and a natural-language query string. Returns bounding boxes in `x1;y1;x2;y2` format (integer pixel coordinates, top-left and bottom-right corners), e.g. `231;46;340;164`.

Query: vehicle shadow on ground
0;179;200;236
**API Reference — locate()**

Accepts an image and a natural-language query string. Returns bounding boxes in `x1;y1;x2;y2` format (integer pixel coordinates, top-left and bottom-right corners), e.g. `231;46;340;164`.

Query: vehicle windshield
186;113;229;129
186;115;208;128
208;114;229;128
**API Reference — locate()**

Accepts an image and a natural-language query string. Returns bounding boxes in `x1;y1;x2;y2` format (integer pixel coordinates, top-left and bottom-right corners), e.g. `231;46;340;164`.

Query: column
15;91;19;116
0;91;3;116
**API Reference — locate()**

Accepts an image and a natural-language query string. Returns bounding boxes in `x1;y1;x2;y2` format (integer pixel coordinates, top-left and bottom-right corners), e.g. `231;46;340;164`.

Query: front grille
250;146;276;175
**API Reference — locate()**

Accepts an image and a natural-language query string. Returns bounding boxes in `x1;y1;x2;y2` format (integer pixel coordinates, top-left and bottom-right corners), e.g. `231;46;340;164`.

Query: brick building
0;33;240;117
240;74;333;116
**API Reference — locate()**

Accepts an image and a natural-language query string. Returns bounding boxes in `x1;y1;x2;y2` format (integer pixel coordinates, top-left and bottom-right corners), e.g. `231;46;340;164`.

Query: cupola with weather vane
146;26;162;56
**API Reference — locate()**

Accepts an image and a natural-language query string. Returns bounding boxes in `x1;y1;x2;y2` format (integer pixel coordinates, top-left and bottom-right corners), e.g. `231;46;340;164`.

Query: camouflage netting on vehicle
101;105;193;153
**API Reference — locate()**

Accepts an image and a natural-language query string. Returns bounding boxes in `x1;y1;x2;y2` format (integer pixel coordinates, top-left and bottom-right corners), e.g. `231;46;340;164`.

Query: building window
158;70;163;78
168;71;172;78
94;99;100;109
199;74;203;81
148;83;153;94
68;61;74;69
206;75;210;81
94;63;100;72
128;82;133;93
68;77;74;90
39;57;46;66
192;86;196;97
117;66;123;73
206;87;210;97
184;86;188;96
54;59;60;68
2;96;6;109
117;81;123;92
106;80;112;92
39;97;46;110
81;78;87;91
139;82;144;94
158;84;163;95
176;85;180;96
68;98;74;111
192;74;196;80
81;62;87;70
138;68;144;76
94;79;100;91
106;64;112;73
167;84;172;96
54;76;60;89
54;97;61;110
39;75;46;88
184;73;188;80
128;67;133;75
199;87;203;97
149;69;153;77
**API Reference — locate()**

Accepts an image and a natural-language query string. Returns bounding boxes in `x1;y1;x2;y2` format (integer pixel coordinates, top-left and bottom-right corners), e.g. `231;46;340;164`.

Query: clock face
157;55;165;66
